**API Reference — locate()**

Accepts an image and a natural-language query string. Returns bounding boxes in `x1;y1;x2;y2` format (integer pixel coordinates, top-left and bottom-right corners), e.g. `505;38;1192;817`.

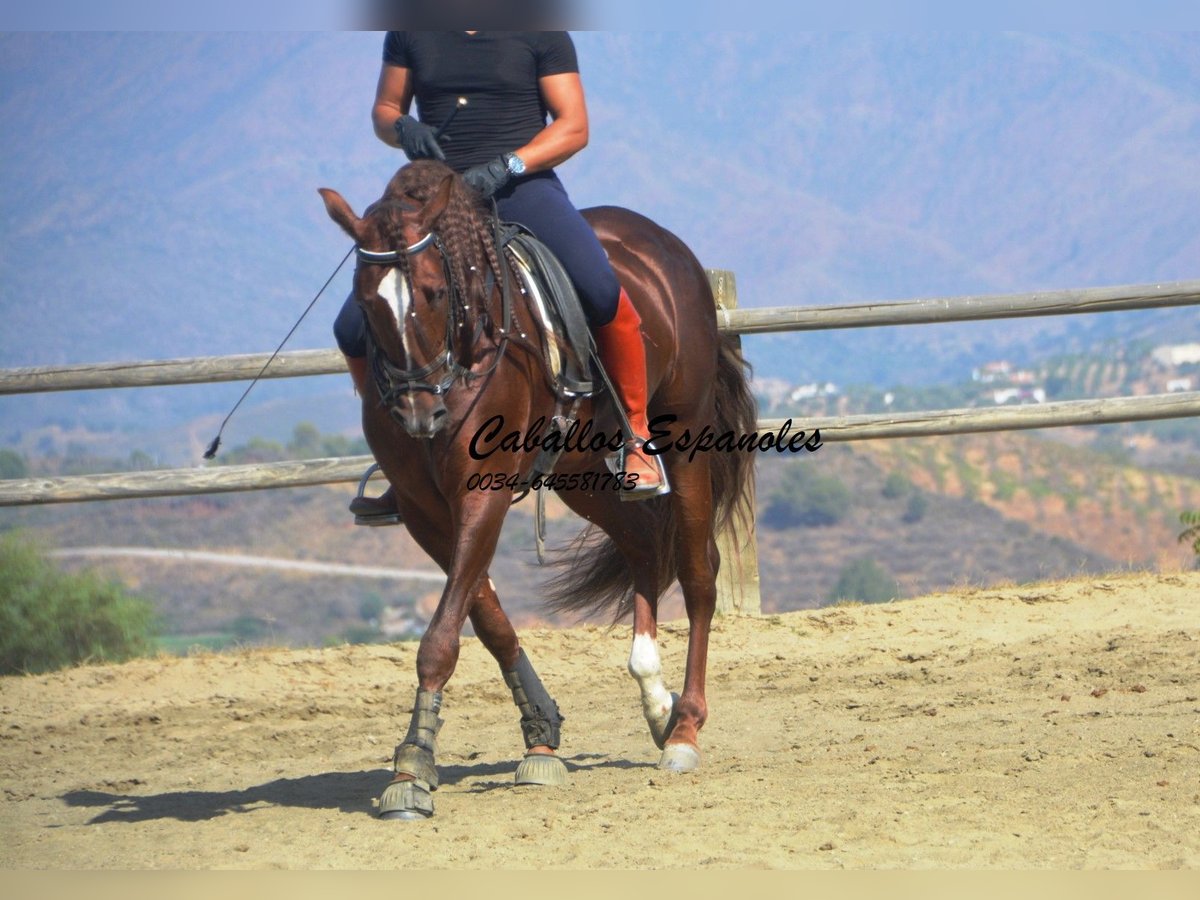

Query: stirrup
350;464;403;526
608;440;671;501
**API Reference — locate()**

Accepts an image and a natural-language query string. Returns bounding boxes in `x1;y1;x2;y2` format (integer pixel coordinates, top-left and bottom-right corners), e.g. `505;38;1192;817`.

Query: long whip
204;99;467;460
202;245;354;460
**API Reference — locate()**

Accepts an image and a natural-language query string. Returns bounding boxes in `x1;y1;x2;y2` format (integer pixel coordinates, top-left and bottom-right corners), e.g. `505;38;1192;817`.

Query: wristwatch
504;152;527;176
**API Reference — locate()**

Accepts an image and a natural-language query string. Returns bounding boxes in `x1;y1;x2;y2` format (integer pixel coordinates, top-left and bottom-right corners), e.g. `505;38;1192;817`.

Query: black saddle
498;224;595;396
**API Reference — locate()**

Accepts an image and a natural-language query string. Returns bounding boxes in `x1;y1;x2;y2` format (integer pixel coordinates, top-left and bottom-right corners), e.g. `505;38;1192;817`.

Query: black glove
462;157;511;199
393;115;446;162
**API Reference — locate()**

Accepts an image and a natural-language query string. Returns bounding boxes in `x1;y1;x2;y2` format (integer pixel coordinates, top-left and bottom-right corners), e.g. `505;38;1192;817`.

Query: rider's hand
393;115;446;162
462;157;511;199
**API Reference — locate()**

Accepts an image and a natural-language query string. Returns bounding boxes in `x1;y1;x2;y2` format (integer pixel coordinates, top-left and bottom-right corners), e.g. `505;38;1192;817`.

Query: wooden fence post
706;269;762;617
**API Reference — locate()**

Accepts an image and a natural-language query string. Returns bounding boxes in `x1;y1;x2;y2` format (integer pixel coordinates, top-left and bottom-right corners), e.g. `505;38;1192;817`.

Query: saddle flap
503;228;595;396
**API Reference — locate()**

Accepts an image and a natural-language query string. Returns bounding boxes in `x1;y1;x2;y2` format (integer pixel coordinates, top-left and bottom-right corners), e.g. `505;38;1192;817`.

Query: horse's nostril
388;407;406;426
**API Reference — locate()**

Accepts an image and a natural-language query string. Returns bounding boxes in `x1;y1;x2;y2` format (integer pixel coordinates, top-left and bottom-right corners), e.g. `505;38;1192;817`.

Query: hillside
2;571;1197;868
4;428;1197;649
856;431;1200;573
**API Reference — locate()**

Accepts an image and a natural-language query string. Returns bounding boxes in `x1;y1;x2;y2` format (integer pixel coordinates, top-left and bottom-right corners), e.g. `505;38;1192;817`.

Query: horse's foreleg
468;579;568;786
379;686;442;820
379;491;510;819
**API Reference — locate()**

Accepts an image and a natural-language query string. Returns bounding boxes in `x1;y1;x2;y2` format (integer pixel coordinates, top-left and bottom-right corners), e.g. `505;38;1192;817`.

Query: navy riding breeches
333;170;620;358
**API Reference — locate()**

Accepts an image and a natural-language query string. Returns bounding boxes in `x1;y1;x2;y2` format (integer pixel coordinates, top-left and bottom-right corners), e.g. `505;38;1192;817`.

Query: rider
335;31;667;523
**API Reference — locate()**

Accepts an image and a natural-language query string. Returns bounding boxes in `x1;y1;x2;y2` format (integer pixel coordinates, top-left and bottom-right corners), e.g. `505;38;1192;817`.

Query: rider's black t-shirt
383;31;579;172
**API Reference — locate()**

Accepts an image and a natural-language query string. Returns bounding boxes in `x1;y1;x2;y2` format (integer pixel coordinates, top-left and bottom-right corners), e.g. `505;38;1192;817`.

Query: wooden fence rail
3;272;1199;616
4;392;1198;508
3;278;1199;395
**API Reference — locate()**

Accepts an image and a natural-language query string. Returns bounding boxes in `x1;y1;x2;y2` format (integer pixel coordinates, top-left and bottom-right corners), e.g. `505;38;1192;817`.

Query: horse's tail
542;335;757;621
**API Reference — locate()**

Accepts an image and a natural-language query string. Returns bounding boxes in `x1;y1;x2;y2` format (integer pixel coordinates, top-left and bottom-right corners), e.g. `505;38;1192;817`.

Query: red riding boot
592;289;670;500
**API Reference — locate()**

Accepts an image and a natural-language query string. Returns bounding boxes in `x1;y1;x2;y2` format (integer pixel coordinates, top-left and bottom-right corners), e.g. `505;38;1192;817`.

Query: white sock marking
629;633;673;734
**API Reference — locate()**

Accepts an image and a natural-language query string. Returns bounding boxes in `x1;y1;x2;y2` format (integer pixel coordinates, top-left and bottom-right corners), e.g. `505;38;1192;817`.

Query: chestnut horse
320;160;755;820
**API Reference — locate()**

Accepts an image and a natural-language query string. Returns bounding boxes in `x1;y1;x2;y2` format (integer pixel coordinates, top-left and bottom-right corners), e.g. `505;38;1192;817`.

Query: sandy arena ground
2;571;1198;869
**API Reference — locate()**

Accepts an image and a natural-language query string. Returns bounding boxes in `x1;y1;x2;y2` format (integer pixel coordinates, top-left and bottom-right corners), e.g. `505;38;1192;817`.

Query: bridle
353;207;514;426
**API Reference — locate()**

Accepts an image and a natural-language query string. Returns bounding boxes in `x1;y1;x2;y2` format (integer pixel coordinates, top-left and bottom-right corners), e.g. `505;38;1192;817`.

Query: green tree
127;449;156;471
0;533;157;674
340;624;384;645
763;463;852;528
881;471;911;499
288;422;323;457
0;448;28;479
227;615;271;643
829;558;900;604
902;491;928;524
359;592;386;623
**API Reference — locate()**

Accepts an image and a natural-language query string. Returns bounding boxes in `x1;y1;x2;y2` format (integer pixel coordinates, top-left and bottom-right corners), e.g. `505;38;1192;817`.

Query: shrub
762;463;852;528
901;491;928;524
881;471;911;499
1180;511;1200;565
0;448;28;479
0;532;157;675
829;558;900;604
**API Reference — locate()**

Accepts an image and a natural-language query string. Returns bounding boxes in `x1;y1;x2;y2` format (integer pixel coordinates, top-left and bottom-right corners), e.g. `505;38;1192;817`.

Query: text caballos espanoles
469;414;822;463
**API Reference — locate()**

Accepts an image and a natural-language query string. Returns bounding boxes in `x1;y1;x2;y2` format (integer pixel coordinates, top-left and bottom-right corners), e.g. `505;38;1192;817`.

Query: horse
319;159;756;819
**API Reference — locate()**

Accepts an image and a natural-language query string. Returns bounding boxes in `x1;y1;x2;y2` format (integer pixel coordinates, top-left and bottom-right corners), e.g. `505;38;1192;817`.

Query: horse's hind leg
469;580;568;786
562;490;678;754
655;455;719;773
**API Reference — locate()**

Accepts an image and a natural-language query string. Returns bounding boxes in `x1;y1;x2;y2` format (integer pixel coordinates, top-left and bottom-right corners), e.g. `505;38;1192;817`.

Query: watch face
506;153;526;175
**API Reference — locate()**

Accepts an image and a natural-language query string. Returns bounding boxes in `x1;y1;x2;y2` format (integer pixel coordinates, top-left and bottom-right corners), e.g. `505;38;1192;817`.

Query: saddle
494;222;643;560
498;223;595;397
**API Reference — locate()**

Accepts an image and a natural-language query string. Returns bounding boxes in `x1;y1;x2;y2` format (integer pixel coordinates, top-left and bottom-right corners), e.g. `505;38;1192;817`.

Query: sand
2;570;1198;869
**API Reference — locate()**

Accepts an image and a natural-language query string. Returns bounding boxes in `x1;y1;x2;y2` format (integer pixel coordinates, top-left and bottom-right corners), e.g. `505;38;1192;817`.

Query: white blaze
376;269;413;358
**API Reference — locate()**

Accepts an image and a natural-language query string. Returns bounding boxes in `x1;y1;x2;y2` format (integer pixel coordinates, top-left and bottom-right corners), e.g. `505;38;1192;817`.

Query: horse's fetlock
504;649;564;750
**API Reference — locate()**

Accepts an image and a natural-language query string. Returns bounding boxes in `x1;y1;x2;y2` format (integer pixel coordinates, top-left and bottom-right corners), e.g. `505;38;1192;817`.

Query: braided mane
376;160;505;306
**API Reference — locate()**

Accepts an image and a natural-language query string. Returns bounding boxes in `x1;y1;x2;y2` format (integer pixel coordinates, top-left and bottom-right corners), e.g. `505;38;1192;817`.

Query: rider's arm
371;64;414;149
511;72;589;175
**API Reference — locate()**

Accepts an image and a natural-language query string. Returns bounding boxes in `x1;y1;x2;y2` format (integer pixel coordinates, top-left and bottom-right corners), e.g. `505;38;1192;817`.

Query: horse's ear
318;188;366;242
418;175;455;231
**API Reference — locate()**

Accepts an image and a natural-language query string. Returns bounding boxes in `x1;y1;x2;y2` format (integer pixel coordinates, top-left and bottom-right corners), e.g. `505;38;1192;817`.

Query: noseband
355;233;471;408
355;220;509;429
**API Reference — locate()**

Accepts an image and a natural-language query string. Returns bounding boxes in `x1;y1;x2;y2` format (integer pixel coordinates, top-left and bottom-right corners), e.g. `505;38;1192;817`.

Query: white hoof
657;743;700;773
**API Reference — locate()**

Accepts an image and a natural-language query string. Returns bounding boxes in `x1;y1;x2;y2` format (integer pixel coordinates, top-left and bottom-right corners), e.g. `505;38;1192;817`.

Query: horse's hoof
514;752;568;786
658;743;700;773
647;692;680;751
378;778;434;820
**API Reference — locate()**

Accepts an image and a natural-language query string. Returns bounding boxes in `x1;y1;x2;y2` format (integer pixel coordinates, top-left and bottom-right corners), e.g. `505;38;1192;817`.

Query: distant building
751;376;794;408
788;382;839;403
1166;377;1194;393
1008;369;1038;385
993;387;1045;405
972;361;1012;383
1151;343;1200;367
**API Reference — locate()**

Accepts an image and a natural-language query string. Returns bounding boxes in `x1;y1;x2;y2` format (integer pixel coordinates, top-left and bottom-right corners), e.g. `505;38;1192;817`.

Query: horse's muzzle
389;397;449;439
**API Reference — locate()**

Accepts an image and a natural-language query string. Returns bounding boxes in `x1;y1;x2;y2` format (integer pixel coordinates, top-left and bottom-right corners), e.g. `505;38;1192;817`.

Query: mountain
2;32;1199;463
